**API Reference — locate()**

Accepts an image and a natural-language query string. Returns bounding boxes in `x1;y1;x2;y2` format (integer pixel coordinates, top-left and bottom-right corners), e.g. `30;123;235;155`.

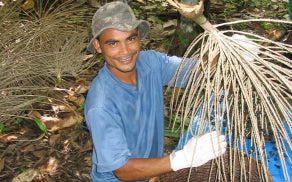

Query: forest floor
0;0;291;181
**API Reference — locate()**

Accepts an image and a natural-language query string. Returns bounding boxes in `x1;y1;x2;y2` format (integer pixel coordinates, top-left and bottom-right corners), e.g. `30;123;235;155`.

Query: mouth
118;56;132;64
117;51;138;64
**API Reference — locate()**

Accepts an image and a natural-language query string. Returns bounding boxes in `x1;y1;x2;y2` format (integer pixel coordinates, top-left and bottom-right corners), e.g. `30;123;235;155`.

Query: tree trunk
169;0;210;56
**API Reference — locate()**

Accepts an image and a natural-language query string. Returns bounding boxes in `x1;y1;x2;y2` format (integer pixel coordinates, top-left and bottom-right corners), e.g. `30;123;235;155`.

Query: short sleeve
86;107;130;173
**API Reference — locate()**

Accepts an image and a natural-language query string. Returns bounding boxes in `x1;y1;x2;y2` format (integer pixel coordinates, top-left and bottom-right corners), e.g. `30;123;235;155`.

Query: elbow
114;169;126;181
114;166;134;181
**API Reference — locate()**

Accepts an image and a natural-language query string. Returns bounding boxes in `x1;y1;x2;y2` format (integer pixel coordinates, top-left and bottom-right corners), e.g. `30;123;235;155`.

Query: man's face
93;28;140;78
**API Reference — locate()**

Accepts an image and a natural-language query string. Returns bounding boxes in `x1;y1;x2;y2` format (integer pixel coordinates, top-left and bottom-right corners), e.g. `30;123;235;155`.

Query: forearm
114;155;172;181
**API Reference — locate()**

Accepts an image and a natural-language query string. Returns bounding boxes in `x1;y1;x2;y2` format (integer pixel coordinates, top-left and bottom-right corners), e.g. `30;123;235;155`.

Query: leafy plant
33;118;48;136
77;104;85;112
178;33;188;48
18;166;26;172
13;118;23;127
220;5;236;18
0;123;9;134
163;39;172;48
260;22;272;30
150;15;163;25
75;123;84;131
232;22;249;31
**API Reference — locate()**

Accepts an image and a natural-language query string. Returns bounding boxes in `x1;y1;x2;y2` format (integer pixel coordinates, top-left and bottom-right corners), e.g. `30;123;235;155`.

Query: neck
109;66;137;85
119;71;137;85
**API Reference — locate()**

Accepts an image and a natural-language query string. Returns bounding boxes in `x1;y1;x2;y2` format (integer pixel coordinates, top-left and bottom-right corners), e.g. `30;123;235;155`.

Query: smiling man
92;28;140;85
84;1;227;182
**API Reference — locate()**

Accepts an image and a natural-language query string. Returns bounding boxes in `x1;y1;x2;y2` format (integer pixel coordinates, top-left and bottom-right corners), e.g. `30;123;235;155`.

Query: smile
119;56;131;63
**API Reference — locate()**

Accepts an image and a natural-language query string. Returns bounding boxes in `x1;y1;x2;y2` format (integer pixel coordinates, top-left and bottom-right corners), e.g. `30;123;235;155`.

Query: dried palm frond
167;0;292;181
1;0;91;53
0;0;96;123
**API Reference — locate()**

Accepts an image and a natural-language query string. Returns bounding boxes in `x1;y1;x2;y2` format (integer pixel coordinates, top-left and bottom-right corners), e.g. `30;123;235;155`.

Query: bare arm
114;131;227;181
114;155;172;181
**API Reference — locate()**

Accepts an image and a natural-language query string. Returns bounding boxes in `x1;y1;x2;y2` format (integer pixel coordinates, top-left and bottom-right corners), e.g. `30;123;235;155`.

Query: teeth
119;57;131;62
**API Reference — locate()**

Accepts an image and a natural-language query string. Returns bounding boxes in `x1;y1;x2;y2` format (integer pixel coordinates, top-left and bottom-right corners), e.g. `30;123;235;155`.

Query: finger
209;133;225;143
201;131;218;141
218;135;226;142
212;141;227;153
213;145;227;157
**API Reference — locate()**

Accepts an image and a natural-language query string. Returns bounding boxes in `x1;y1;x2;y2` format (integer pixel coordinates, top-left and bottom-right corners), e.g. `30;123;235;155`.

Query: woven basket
151;148;273;182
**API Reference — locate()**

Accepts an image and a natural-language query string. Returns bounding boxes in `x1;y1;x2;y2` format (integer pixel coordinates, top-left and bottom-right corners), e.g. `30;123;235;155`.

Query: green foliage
221;6;237;18
260;22;272;30
250;0;270;8
178;33;188;48
164;129;181;138
163;39;172;48
132;8;138;14
164;114;191;138
33;118;48;136
18;166;26;172
13;118;23;127
150;15;163;25
222;0;289;18
233;22;249;31
77;104;85;112
75;123;84;131
0;123;9;134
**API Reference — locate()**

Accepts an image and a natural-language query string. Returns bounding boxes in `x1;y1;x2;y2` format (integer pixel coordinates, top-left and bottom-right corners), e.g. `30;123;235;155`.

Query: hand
170;131;227;171
232;34;259;62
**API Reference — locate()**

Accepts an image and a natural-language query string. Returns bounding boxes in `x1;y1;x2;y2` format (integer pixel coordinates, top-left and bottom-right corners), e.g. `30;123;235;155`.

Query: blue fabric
84;50;183;181
177;99;292;182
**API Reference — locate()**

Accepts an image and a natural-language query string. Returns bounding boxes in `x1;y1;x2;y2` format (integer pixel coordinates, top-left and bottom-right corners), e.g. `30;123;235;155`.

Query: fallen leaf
80;140;93;153
68;94;85;107
87;0;100;8
12;168;39;182
39;157;58;175
32;150;47;158
21;144;35;153
47;113;84;132
82;54;94;61
52;104;77;113
0;157;5;171
49;134;61;146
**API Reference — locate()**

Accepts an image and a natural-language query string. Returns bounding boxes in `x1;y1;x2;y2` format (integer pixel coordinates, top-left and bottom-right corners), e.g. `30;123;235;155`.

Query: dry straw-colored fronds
167;0;292;181
0;0;96;123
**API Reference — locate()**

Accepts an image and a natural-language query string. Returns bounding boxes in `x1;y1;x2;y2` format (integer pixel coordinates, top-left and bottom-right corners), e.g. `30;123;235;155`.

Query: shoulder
137;50;182;73
139;50;168;62
139;50;182;65
137;50;169;70
84;68;114;113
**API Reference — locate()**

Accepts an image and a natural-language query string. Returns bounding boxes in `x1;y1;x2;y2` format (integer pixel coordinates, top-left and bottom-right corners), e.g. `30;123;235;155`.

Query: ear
92;39;102;53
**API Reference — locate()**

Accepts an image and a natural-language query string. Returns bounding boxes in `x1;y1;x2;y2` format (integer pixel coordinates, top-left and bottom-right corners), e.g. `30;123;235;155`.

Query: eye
128;35;137;42
107;41;118;47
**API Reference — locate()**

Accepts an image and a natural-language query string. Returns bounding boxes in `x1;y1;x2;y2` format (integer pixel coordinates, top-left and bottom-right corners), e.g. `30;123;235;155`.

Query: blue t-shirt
84;50;182;181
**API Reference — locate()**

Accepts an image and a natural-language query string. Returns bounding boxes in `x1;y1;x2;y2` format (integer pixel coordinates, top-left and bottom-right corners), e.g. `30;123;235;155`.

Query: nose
119;42;130;55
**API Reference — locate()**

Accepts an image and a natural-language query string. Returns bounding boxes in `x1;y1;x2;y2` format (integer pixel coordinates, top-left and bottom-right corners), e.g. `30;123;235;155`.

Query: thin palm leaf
167;0;292;181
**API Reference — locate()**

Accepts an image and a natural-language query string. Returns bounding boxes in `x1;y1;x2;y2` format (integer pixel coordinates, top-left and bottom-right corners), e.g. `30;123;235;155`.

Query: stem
193;14;218;33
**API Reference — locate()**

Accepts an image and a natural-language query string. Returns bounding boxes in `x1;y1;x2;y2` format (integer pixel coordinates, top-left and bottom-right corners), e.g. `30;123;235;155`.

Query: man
84;1;227;181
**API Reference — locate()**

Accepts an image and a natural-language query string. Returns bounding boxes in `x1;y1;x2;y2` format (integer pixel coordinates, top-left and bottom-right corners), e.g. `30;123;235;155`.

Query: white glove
232;34;259;62
169;131;227;171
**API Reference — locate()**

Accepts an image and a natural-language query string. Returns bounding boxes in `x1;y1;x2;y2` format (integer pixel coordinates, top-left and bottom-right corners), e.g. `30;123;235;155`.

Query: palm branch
166;0;292;181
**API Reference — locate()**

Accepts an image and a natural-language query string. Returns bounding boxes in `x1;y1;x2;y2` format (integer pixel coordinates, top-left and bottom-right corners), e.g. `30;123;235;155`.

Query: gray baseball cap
87;1;150;53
